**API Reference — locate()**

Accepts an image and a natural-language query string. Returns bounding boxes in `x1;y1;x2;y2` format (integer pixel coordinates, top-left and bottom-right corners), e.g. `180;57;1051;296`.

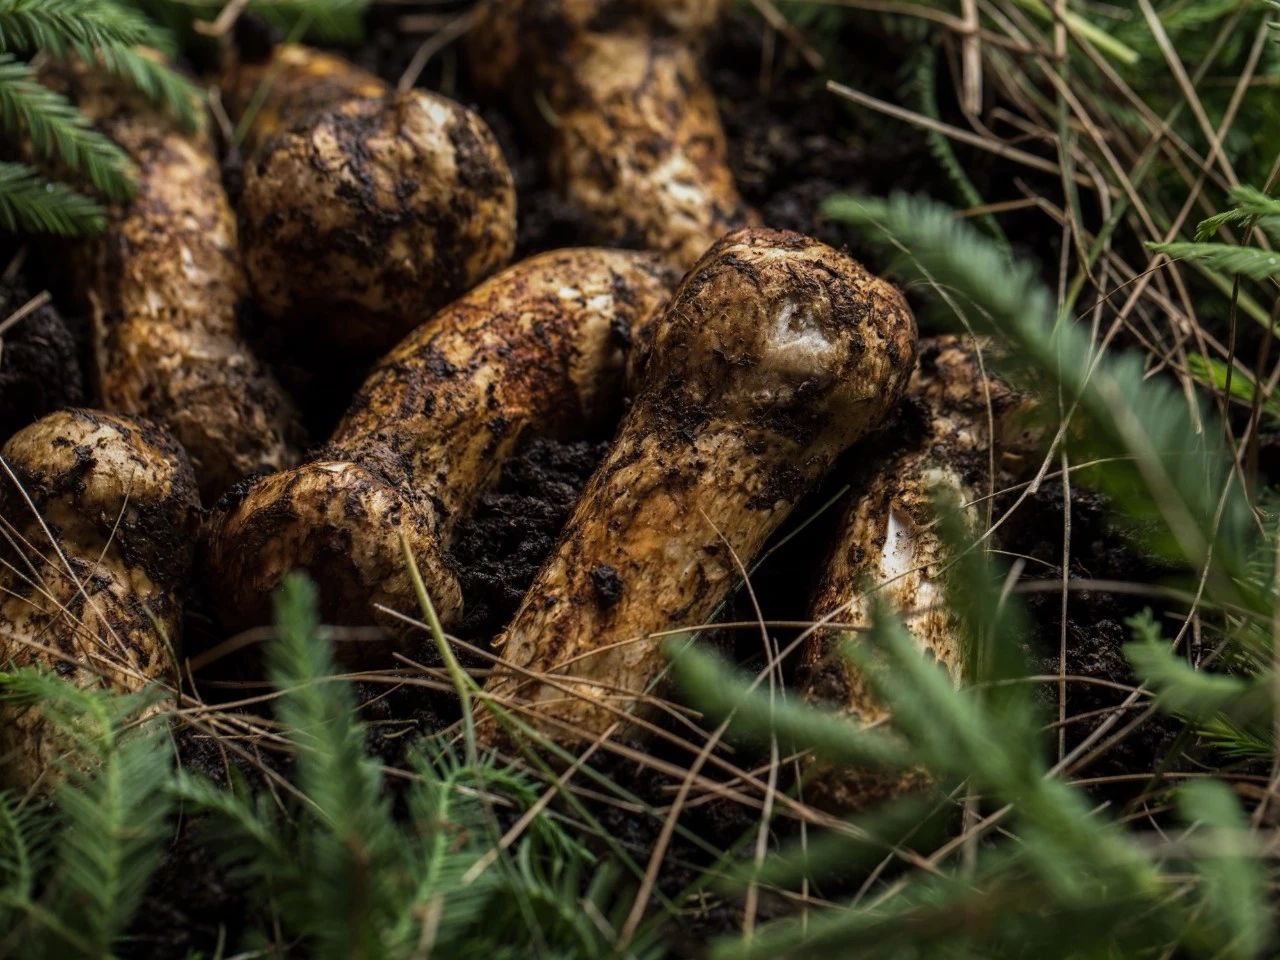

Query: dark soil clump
450;435;610;644
122;820;250;960
1001;481;1185;803
713;15;932;249
0;278;85;444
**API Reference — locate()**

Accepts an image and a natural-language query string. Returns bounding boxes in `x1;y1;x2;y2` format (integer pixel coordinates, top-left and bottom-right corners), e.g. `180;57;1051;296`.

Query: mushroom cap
220;44;387;156
0;410;198;791
639;228;917;449
239;90;517;357
3;409;198;563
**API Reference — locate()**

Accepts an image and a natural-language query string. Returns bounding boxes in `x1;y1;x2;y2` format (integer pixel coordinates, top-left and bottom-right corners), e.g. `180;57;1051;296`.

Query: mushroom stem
469;0;752;269
40;55;300;502
205;249;678;651
798;335;1038;811
479;228;917;745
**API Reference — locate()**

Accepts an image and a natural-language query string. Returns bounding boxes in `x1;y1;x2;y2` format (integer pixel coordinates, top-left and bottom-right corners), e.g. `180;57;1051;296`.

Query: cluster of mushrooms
0;0;1036;807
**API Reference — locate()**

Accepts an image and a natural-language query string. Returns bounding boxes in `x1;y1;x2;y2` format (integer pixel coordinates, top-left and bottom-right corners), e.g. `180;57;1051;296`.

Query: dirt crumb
590;563;624;606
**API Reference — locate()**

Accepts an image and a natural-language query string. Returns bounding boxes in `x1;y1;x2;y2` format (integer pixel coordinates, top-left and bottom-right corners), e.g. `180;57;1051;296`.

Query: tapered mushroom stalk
204;249;678;652
478;228;917;745
798;336;1038;812
0;410;200;789
470;0;751;269
222;43;518;364
40;56;299;502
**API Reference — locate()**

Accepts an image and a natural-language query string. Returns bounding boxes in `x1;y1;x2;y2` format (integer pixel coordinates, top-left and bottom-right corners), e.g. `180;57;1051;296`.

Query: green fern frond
0;54;132;199
1177;781;1269;960
44;724;173;957
396;749;508;948
1195;184;1280;242
0;791;44;905
266;574;403;959
1125;610;1274;758
0;672;174;957
84;43;200;130
1125;638;1269;728
1201;717;1273;760
825;192;1259;610
0;0;159;56
1184;353;1280;423
1150;240;1280;281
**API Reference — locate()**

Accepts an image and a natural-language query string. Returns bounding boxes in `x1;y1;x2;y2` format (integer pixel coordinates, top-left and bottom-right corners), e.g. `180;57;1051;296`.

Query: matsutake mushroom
0;410;200;789
204;248;678;654
224;43;518;363
478;228;917;745
40;55;300;502
798;335;1038;811
469;0;752;269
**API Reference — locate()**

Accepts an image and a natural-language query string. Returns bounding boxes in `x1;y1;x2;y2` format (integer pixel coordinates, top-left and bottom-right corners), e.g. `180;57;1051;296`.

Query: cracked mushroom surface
38;56;300;503
798;335;1039;812
0;409;200;789
478;227;917;745
204;248;678;655
470;0;752;269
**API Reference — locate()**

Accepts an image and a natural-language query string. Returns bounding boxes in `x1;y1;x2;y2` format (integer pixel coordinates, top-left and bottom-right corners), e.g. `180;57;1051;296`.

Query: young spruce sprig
0;0;198;236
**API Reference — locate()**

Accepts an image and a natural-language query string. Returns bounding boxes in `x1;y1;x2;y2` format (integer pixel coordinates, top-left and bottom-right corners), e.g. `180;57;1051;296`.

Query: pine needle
0;53;132;199
0;160;105;234
0;0;158;56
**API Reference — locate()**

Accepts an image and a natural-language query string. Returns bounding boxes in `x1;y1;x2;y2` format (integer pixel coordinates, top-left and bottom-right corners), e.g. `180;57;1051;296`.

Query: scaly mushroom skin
226;43;518;360
798;336;1037;812
205;249;678;647
478;228;917;745
39;57;299;503
0;409;200;788
470;0;751;269
219;43;385;156
239;92;518;357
